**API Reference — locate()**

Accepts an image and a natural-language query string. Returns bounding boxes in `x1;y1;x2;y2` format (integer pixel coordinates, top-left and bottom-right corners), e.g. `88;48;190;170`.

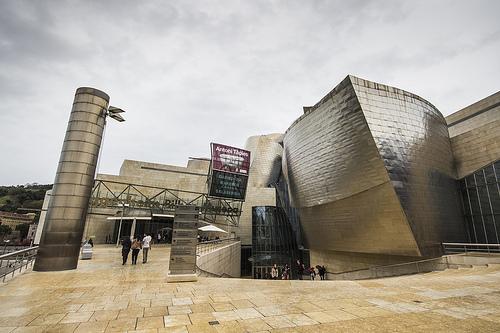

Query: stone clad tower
34;87;110;271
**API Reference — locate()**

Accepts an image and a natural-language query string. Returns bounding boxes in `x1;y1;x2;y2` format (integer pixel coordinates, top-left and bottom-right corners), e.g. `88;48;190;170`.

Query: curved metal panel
283;77;390;208
34;87;109;271
244;134;283;188
283;76;465;258
351;77;465;256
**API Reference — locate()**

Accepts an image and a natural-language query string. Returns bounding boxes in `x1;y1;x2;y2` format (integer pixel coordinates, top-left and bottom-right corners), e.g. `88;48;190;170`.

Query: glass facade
252;206;298;279
275;171;304;249
112;216;173;243
459;160;500;244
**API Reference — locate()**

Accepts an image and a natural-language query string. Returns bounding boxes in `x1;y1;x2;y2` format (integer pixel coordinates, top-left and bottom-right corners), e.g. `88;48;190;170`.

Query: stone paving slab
0;246;499;332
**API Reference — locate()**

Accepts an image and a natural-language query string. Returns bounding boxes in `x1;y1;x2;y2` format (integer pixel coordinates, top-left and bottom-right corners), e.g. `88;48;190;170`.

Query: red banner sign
211;143;251;176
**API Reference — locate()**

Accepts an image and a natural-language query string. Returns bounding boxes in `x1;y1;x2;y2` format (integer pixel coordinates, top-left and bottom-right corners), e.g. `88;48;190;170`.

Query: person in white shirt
142;234;152;263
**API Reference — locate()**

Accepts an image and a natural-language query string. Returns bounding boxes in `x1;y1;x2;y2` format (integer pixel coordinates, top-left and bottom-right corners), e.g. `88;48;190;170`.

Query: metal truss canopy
89;179;243;226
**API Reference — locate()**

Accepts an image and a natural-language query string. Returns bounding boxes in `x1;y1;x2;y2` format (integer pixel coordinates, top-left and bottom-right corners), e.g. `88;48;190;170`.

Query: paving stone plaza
1;246;499;332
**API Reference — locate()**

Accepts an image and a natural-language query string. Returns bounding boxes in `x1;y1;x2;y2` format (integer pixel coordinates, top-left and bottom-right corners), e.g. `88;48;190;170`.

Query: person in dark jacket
316;265;325;280
121;237;132;265
296;260;305;280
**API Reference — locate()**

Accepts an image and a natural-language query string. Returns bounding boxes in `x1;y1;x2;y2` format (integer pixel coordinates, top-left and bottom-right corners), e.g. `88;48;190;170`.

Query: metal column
34;87;109;271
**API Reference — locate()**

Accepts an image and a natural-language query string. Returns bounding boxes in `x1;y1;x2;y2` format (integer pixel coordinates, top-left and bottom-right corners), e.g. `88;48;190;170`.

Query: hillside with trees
0;183;52;215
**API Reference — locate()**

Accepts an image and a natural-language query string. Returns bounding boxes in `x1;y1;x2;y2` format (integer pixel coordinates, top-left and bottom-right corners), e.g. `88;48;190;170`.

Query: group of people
197;235;220;242
296;260;327;280
266;261;327;280
121;234;152;265
270;263;291;280
83;238;94;247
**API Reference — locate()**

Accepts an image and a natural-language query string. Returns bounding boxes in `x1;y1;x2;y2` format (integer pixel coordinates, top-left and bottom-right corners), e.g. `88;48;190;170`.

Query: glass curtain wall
459;160;500;244
274;172;304;249
252;206;298;279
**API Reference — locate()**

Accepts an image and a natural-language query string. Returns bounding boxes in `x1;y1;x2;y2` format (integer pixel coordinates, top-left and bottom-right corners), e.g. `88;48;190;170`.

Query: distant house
0;211;36;228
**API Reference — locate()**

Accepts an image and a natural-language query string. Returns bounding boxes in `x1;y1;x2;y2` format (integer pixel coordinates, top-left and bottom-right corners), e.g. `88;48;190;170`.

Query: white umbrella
198;225;228;233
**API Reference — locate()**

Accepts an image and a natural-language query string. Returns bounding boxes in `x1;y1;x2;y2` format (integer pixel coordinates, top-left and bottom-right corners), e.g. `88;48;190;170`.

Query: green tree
15;223;30;239
0;199;17;212
0;225;12;238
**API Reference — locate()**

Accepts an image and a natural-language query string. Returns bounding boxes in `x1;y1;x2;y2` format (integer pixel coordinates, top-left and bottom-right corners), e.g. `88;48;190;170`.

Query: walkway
0;246;499;332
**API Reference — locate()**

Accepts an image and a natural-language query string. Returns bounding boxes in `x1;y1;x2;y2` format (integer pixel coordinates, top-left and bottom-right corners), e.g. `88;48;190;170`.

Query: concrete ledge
166;273;198;283
446;253;500;266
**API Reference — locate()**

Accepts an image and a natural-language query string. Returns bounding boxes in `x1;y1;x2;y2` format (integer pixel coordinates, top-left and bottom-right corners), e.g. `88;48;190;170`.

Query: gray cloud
0;0;499;185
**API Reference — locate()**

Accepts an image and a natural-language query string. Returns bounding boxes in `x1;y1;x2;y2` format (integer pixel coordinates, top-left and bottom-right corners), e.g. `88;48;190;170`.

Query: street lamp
107;106;126;122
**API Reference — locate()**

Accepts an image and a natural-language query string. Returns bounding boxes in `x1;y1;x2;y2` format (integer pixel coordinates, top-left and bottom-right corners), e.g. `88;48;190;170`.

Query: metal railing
89;179;244;226
196;237;240;256
0;246;39;282
0;245;31;256
442;242;500;254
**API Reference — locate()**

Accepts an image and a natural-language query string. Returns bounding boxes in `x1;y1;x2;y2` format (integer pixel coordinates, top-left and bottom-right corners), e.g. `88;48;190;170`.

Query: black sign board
209;170;248;200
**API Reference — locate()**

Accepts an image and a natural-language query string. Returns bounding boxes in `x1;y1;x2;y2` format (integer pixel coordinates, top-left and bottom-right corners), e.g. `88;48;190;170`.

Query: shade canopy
198;225;228;233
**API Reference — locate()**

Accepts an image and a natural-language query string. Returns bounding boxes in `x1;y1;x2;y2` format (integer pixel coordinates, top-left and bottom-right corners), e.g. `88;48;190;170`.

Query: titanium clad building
447;92;500;245
446;91;500;179
283;76;466;270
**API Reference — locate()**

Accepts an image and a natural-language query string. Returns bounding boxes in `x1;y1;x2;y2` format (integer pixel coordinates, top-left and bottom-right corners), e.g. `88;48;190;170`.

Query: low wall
310;249;420;273
446;253;500;266
197;241;241;278
328;253;500;280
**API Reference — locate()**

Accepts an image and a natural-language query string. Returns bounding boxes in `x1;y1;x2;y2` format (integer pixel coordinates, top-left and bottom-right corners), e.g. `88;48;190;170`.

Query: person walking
131;236;142;265
309;266;316;280
321;265;327;280
142;233;152;263
282;264;290;280
157;233;161;244
271;264;278;280
121;237;132;265
316;265;327;280
296;260;304;280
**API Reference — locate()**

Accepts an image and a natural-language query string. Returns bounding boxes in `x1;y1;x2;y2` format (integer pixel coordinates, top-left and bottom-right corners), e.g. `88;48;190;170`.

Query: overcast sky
0;0;499;185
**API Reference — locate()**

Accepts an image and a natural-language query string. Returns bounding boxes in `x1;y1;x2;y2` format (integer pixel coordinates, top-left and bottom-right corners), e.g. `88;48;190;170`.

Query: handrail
443;242;500;246
0;246;39;282
324;254;475;280
0;245;31;255
196;237;240;256
442;242;500;254
326;256;447;276
195;263;234;278
198;237;240;245
0;246;39;260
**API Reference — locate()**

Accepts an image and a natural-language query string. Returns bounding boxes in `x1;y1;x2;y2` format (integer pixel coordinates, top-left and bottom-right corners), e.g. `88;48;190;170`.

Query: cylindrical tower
34;87;109;271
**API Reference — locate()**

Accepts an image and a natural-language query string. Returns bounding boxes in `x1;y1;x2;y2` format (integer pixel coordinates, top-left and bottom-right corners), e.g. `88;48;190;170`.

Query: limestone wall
446;91;500;178
197;241;241;277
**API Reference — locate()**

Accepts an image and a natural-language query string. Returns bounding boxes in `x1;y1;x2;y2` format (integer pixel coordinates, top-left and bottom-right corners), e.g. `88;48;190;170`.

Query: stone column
34;87;109;271
130;218;137;240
